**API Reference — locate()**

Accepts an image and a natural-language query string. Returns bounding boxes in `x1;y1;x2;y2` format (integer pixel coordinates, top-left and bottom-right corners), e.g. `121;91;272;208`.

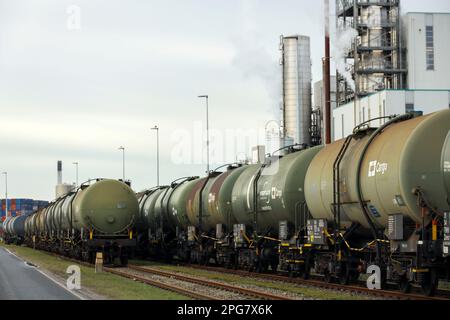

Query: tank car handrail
209;163;244;175
270;143;309;158
352;115;397;134
170;176;199;188
79;178;124;188
158;186;171;244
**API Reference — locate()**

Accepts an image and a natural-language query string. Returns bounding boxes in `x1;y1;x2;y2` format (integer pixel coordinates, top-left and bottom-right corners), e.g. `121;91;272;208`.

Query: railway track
39;251;450;300
46;252;219;299
182;263;450;301
103;267;219;300
125;265;293;300
45;251;291;300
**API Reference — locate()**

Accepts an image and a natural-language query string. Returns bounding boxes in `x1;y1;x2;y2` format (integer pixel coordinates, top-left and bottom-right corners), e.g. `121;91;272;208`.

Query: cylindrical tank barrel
72;180;138;234
231;165;262;228
10;215;27;236
185;168;248;232
231;147;322;232
305;109;450;231
168;179;198;229
139;188;167;231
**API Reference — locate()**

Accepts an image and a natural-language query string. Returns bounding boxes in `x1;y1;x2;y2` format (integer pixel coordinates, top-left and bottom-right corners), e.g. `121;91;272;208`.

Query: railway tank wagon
24;179;138;265
136;165;250;262
179;164;254;265
136;177;201;259
228;146;323;272
139;146;324;272
1;215;29;245
135;109;450;296
303;109;450;295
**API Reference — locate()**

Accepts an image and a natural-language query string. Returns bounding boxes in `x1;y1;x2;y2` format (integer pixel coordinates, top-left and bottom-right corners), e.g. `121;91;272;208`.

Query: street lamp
2;172;8;218
118;146;125;181
198;95;210;174
72;162;79;187
151;126;160;186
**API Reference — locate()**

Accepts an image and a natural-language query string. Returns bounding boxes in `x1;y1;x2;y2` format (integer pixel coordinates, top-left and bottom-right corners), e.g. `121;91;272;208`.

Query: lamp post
2;172;8;218
72;162;79;187
198;95;210;174
151;126;160;186
118;146;125;181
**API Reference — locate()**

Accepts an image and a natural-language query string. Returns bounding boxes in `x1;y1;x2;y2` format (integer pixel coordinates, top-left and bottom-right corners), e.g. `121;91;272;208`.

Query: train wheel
303;259;311;280
336;262;349;285
120;255;129;266
339;272;350;285
287;265;296;278
270;261;278;273
421;269;438;297
303;267;311;280
350;271;360;282
324;270;334;283
399;277;411;294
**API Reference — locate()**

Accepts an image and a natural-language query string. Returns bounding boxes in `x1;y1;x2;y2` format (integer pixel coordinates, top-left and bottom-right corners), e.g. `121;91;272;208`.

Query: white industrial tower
280;35;312;146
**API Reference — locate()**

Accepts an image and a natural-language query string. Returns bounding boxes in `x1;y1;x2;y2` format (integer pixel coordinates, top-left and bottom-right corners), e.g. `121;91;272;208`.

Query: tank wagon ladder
329;133;354;284
137;187;158;243
409;187;447;296
196;164;241;265
279;201;314;279
158;186;172;255
138;186;170;259
167;177;198;261
332;134;353;238
250;144;309;273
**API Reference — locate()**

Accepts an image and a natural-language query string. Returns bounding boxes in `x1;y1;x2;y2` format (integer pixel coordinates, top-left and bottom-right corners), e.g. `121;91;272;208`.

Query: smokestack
323;0;332;144
57;161;62;185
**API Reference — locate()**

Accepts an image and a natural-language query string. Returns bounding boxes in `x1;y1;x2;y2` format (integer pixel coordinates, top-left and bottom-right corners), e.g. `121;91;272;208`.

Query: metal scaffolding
336;0;406;106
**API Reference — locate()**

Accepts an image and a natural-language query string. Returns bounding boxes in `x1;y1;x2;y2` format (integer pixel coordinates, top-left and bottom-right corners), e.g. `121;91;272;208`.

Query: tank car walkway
0;248;79;300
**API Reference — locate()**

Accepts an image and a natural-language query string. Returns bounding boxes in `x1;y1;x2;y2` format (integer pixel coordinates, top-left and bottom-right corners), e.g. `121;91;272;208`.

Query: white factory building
333;89;450;140
404;12;450;90
332;12;450;141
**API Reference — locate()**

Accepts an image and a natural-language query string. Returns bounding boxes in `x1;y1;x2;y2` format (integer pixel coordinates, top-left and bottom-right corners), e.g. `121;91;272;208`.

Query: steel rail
128;264;292;300
103;267;217;300
183;264;449;301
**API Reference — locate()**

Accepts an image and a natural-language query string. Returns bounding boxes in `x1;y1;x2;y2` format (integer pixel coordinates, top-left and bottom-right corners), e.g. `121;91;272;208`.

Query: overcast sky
1;0;450;200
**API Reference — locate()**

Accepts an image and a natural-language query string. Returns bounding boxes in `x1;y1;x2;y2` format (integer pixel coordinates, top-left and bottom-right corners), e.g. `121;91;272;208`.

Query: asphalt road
0;247;79;300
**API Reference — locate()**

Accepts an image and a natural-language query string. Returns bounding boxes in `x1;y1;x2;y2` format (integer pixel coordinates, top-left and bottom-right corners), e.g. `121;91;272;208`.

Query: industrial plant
1;0;450;305
277;0;450;146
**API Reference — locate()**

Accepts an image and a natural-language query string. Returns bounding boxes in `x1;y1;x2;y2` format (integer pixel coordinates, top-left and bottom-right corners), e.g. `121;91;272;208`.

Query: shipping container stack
0;199;49;222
